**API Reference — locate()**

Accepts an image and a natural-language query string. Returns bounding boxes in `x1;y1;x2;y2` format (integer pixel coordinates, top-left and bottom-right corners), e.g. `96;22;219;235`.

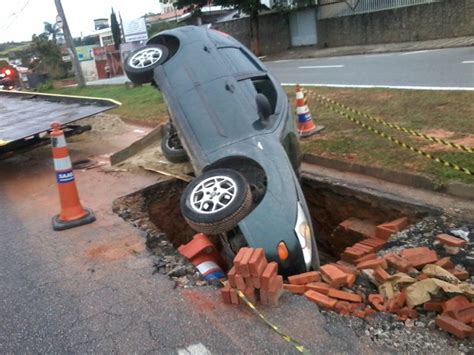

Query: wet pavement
0;118;386;354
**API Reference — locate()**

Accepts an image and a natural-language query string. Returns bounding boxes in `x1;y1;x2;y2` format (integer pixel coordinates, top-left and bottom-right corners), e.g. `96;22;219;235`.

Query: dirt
85;238;145;261
79;113;130;135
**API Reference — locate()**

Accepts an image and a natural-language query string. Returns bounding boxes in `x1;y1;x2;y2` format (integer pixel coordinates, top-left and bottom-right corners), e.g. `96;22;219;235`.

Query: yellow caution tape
0;139;10;146
316;94;473;153
221;280;309;354
234;288;310;354
315;96;474;176
1;90;122;107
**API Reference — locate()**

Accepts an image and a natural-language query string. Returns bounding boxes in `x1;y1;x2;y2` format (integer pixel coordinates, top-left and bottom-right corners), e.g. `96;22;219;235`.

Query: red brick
384;253;412;272
283;283;306;294
234;247;250;269
304;290;338;309
221;284;232;304
386;292;406;312
443;295;471;313
424;301;444;312
346;274;356;288
435;257;455;270
252;276;261;289
320;264;348;288
352;243;374;253
235;274;246;290
288;271;321;285
436;234;467;248
242;286;256;304
375;217;409;240
248;248;268;277
334;301;352;315
356;258;388;270
368;294;385;312
340;218;377;237
305;282;330;294
400;247;438;268
328;289;363;303
373;267;390;284
269;275;284;292
341;247;367;262
244;276;254;289
445;304;474;324
227;266;237;288
355;253;377;264
334;262;358;276
365;307;376;316
352;309;366;318
436;315;474;339
396;307;417;319
450;266;469;281
417;273;429;281
262;276;284;306
229;288;240;305
360;238;386;251
235;248;254;277
260;262;278;290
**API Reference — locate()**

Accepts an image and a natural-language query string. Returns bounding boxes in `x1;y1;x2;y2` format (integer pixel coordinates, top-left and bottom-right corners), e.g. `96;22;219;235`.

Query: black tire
181;169;253;234
161;130;188;163
124;44;169;84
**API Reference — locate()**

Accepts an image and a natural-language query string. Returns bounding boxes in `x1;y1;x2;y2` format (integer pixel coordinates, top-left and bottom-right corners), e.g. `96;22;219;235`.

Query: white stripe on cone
54;135;67;148
296;91;304;99
54;156;72;171
196;261;223;276
296;106;310;115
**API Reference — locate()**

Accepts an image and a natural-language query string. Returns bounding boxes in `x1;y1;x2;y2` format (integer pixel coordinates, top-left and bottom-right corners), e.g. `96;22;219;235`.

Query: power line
1;0;33;32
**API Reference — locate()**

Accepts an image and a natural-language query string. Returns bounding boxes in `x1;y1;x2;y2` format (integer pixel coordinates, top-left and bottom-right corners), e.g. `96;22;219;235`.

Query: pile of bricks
284;216;473;339
221;247;284;306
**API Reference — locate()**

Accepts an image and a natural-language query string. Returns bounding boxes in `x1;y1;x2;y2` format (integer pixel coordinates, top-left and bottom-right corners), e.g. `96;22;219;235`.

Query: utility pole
54;0;86;87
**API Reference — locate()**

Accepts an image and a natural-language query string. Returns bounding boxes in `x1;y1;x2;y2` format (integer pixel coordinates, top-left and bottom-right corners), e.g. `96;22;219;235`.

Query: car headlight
294;202;312;270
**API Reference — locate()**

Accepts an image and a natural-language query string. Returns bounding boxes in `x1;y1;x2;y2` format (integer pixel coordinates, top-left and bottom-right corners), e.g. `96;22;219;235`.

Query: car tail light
277;241;289;261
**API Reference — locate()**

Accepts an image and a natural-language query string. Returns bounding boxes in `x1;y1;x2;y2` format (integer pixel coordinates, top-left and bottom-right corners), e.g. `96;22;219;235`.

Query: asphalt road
265;47;474;90
91;47;474;90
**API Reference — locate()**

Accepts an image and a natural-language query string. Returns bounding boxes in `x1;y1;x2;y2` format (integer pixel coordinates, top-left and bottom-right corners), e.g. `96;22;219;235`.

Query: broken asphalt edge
303;154;474;201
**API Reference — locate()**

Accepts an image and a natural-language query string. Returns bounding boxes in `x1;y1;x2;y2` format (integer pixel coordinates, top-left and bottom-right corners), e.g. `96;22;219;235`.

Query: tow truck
0;90;120;159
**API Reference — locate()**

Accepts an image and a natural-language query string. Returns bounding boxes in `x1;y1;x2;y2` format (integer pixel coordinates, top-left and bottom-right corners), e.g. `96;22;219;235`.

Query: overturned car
124;26;320;275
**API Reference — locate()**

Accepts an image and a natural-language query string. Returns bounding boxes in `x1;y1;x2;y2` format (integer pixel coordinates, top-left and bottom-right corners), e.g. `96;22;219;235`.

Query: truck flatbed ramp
0;90;120;156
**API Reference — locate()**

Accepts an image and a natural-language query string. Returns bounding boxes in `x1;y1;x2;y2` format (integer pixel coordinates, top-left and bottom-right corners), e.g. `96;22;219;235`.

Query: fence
317;0;442;18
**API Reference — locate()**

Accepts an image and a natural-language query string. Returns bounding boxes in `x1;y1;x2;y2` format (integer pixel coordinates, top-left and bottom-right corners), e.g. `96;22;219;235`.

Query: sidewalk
264;36;474;61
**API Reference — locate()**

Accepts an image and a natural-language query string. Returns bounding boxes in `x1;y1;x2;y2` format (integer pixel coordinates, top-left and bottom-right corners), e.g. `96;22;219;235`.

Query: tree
29;33;67;79
110;8;122;50
44;22;60;43
175;0;265;55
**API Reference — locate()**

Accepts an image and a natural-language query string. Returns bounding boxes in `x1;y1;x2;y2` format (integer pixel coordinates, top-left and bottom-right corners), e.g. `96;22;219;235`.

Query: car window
219;47;262;75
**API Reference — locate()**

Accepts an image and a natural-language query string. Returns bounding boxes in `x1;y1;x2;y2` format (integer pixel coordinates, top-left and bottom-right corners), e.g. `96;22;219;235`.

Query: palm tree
44;22;60;43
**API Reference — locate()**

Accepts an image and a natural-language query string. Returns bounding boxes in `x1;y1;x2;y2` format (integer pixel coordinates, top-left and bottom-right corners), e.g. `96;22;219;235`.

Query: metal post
54;0;86;88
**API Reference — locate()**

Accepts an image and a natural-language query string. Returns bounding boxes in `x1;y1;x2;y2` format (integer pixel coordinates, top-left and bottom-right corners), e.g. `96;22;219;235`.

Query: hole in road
114;175;426;271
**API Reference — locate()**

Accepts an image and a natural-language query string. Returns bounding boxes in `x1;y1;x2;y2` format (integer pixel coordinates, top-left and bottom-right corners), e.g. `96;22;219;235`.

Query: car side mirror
256;93;272;123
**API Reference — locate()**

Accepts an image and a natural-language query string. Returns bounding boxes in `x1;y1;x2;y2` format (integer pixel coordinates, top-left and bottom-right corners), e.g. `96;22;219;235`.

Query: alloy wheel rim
190;176;237;214
129;48;163;69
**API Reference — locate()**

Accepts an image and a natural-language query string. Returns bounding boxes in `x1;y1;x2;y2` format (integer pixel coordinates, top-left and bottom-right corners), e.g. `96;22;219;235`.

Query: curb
302;154;474;201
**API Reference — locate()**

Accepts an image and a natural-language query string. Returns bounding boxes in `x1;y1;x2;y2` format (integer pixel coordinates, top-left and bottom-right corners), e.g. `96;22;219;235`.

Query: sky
0;0;162;43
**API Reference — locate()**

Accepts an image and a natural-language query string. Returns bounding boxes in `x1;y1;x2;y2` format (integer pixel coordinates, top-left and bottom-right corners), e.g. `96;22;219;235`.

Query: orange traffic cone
295;84;324;138
50;122;95;231
178;233;226;281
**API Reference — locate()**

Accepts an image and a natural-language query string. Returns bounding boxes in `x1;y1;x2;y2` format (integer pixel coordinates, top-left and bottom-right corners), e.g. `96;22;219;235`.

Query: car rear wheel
161;129;188;163
124;44;169;84
181;169;253;234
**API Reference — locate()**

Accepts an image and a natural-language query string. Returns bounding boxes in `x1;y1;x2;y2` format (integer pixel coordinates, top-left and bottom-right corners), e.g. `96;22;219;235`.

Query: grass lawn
44;84;168;125
45;84;474;185
293;87;474;185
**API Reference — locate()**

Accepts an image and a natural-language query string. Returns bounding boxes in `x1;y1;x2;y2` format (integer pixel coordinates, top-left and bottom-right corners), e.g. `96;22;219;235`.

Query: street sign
56;14;63;29
123;18;148;43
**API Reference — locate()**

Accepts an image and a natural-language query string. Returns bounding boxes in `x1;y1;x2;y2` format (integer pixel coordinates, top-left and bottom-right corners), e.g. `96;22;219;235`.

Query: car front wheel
181;169;253;234
124;44;169;84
